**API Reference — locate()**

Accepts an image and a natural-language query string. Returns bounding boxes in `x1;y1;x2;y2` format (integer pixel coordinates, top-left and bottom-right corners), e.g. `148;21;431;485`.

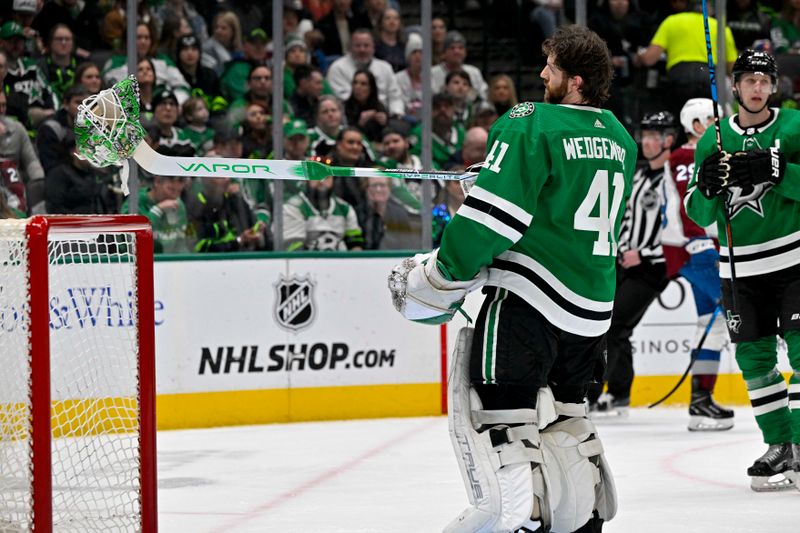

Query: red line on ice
207;417;442;532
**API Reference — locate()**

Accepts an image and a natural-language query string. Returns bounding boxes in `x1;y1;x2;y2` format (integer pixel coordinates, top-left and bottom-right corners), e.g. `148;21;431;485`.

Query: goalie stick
130;141;477;182
701;0;741;332
75;76;479;185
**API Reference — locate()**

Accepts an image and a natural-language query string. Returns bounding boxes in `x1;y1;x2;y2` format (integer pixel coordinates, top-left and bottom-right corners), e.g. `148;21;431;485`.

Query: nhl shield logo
274;275;316;331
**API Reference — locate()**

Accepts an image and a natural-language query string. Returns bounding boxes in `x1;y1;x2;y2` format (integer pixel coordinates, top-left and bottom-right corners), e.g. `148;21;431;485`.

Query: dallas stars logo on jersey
509;102;535;118
727;183;770;218
726;133;775;219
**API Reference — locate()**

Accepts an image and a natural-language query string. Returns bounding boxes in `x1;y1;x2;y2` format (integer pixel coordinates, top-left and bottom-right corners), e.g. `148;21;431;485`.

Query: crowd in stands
1;0;800;253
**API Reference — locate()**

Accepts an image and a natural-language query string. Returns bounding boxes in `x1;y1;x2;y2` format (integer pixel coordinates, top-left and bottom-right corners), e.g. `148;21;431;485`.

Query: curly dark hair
542;25;613;108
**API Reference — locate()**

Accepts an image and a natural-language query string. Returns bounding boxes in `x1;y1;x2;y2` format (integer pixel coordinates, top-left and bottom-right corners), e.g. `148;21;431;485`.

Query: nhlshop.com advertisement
150;255;442;427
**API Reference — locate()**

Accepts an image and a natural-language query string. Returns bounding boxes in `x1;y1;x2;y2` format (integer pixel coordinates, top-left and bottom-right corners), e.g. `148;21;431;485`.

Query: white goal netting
0;220;145;532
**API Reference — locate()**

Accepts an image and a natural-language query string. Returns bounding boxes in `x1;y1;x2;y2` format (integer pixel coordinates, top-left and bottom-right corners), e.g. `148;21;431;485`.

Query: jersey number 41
574;170;625;257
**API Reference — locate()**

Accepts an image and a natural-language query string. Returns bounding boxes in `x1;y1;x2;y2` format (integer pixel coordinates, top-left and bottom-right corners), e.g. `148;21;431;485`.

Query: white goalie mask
679;98;721;136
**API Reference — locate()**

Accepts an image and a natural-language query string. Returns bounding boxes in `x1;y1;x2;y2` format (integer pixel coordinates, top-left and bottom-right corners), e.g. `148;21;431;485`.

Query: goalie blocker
446;328;616;533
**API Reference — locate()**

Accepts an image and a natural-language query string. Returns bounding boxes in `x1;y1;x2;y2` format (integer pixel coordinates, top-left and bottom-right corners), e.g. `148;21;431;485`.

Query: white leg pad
540;409;617;532
444;328;551;533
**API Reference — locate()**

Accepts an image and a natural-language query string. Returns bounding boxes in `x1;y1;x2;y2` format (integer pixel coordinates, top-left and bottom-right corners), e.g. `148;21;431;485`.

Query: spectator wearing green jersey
37;24;79;103
769;0;800;53
378;125;422;170
226;64;290;129
409;93;465;170
242;119;310;232
0;49;29;127
0;21;56;128
147;89;195;153
122;169;192;254
220;28;270;104
181;96;214;156
283;38;334;100
443;69;475;130
378;125;426;207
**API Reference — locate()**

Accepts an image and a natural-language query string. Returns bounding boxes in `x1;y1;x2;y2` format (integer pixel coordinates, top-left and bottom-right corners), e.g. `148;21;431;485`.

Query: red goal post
0;215;156;532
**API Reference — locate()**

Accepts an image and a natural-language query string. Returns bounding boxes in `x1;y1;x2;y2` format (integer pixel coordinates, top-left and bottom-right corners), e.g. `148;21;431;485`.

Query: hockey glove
388;249;487;325
696;150;731;199
727;148;786;188
679;238;721;303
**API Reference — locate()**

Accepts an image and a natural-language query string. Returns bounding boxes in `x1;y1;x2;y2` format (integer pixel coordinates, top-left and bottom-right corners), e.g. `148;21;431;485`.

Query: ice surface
157;408;800;532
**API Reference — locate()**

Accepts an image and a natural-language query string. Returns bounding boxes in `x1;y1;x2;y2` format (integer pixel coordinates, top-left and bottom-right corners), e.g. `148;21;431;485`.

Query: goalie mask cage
0;215;156;532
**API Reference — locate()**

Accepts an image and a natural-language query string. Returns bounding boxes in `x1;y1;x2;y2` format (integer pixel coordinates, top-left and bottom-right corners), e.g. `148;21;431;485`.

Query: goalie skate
687;393;734;432
748;443;796;492
588;393;629;420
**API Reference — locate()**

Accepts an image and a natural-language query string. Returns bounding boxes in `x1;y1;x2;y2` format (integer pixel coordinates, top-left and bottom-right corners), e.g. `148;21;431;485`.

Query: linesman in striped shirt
591;111;675;415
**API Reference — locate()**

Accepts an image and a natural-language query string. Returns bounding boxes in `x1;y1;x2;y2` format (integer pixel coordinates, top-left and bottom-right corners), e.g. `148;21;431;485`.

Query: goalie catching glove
727;147;786;188
388;249;487;324
696;150;732;198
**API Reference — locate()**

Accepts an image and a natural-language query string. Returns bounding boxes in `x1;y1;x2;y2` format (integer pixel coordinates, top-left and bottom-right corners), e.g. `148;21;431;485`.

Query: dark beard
307;185;332;211
544;77;569;104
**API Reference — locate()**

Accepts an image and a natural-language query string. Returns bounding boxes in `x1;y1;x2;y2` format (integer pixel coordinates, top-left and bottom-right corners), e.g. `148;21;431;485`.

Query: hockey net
0;215;156;532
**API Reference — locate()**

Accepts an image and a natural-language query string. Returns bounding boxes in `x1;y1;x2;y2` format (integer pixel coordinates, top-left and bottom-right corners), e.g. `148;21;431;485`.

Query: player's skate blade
589;394;629;420
748;443;795;492
687;394;733;431
750;473;796;492
687;415;734;431
589;407;629;420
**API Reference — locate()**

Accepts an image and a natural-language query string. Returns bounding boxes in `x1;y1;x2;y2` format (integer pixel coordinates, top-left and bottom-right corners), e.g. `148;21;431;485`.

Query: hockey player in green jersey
686;49;800;491
389;26;637;532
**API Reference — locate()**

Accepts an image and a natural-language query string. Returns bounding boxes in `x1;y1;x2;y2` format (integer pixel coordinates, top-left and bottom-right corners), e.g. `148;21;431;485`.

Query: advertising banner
153;257;440;395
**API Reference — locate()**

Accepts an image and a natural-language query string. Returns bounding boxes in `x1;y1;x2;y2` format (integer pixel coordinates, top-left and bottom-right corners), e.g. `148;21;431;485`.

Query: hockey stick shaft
701;0;740;316
132;142;477;182
648;304;723;408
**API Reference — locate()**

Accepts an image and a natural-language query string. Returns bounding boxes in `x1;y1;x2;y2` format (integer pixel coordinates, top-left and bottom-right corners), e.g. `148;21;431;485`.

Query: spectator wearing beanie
175;34;225;114
283;37;335;99
394;32;423;119
430;30;488;101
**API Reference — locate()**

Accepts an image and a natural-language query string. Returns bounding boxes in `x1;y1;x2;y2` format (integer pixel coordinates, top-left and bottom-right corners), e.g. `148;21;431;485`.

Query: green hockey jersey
686;108;800;279
439;102;637;337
